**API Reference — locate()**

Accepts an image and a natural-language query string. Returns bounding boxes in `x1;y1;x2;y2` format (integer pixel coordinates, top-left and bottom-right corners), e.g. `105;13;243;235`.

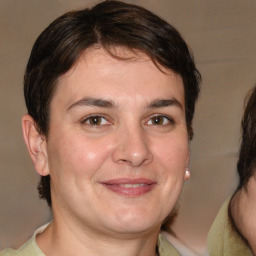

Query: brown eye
147;115;174;125
151;116;165;125
84;116;109;126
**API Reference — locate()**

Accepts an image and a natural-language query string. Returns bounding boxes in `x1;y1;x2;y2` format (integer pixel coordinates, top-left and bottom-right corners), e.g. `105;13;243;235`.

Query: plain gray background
1;0;256;255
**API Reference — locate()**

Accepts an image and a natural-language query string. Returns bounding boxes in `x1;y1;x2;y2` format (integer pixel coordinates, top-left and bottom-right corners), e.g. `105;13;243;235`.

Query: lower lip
101;183;156;197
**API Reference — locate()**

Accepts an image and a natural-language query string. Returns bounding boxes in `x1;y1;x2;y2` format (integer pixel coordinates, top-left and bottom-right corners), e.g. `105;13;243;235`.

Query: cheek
153;135;189;178
47;132;115;179
161;137;189;194
151;136;189;217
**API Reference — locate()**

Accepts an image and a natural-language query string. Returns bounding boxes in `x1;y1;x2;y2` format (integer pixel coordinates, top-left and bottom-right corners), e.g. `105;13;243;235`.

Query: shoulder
207;197;253;256
0;249;19;256
0;223;49;256
0;238;39;256
0;238;36;256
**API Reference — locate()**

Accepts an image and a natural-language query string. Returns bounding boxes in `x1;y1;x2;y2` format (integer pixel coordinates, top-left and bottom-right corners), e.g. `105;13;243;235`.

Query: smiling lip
100;178;157;197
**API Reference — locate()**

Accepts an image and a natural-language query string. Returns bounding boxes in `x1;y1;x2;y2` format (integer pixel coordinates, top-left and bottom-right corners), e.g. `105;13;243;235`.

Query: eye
82;115;110;126
147;115;174;126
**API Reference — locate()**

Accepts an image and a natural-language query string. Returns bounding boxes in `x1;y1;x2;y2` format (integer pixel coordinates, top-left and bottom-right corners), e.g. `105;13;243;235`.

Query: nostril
113;148;153;167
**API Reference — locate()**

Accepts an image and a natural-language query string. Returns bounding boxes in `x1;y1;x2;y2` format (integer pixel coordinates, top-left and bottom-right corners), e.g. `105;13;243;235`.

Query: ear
184;150;190;180
22;114;49;176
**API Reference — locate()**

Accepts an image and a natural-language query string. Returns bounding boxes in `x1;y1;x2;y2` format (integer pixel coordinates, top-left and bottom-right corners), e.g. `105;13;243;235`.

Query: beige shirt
0;224;181;256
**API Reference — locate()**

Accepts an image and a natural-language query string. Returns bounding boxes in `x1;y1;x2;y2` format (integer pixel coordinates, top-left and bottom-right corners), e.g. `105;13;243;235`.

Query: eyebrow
147;99;183;110
67;97;183;111
67;97;115;111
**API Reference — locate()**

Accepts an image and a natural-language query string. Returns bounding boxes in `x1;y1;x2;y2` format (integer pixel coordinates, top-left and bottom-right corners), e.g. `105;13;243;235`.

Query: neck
36;217;160;256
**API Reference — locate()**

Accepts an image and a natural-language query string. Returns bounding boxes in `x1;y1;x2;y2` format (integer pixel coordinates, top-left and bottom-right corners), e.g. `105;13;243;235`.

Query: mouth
100;178;157;197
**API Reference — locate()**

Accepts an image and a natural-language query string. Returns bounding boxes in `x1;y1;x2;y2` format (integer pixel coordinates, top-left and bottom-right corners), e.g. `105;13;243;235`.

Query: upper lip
100;178;156;185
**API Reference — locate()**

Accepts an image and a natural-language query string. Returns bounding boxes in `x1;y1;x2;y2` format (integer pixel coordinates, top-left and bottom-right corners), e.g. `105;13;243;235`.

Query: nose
112;125;153;167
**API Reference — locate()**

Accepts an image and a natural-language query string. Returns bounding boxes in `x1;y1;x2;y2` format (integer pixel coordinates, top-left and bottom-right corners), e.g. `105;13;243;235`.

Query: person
0;1;201;255
207;86;256;255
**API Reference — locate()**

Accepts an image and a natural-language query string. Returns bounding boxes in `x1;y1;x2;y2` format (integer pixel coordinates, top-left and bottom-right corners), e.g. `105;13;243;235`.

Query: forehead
54;47;184;108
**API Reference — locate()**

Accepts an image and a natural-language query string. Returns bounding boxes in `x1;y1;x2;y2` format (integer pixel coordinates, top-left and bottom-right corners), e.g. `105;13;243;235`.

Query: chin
109;209;163;234
110;222;159;235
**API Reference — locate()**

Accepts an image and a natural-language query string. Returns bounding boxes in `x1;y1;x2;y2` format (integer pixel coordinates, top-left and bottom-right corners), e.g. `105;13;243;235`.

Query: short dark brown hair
24;0;201;206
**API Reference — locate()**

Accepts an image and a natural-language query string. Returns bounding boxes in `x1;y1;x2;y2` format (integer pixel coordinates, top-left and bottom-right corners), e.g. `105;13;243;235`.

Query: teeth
120;184;145;188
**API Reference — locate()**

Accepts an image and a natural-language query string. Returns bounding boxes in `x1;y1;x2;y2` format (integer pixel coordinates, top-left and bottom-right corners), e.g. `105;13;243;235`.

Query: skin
22;47;190;256
231;175;256;254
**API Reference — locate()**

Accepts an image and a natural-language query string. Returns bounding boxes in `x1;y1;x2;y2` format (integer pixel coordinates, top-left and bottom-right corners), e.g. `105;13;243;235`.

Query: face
35;47;189;237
